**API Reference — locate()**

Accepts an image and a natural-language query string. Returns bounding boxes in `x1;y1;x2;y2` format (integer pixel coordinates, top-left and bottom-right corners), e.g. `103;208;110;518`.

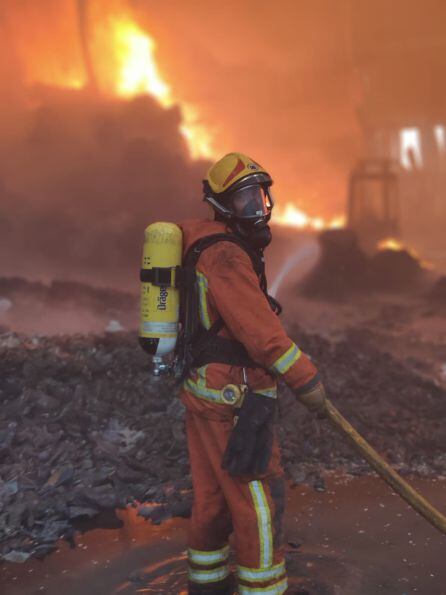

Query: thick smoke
137;0;363;216
0;1;209;290
0;91;208;288
139;0;446;254
1;0;445;293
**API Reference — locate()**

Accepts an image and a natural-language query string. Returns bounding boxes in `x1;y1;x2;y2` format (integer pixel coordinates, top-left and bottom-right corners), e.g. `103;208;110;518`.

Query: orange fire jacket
179;219;318;419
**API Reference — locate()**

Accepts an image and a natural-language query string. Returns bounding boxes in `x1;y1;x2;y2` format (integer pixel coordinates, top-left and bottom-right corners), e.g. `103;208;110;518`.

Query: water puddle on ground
1;474;446;594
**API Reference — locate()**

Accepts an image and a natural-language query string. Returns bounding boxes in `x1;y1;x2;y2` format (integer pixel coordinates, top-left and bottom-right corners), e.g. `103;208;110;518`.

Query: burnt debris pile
0;90;209;287
301;229;425;298
0;329;445;561
280;327;446;487
0;332;190;562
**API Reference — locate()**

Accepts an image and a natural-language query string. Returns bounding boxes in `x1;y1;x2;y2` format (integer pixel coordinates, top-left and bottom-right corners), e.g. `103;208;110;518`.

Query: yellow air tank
139;222;182;373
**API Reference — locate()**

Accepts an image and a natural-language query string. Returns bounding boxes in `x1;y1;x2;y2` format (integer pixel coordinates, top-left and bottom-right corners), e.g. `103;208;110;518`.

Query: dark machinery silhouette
347;158;401;252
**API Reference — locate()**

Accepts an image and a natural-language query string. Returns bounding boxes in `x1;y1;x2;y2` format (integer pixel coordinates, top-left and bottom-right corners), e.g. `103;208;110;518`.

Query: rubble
301;229;368;298
301;229;425;299
0;329;445;561
369;248;423;290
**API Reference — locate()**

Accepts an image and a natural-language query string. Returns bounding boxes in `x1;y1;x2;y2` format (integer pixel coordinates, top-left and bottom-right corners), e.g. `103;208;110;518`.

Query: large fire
100;19;214;160
112;20;171;103
91;17;214;160
274;203;345;230
17;4;342;229
20;8;214;161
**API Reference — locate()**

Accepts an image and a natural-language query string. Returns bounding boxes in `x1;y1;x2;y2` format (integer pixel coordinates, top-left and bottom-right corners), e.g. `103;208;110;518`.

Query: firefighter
180;153;326;594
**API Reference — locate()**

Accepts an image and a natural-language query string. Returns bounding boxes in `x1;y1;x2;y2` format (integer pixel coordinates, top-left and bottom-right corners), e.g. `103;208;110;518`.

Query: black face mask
231;219;272;250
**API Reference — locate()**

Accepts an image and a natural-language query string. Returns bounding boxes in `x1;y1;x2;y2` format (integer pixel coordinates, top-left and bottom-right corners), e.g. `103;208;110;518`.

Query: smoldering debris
0;89;209;289
0;328;445;561
301;229;425;299
369;249;424;290
300;230;369;298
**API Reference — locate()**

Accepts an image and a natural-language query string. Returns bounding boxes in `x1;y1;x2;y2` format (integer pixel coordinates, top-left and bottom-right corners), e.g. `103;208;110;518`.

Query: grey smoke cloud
0;88;209;289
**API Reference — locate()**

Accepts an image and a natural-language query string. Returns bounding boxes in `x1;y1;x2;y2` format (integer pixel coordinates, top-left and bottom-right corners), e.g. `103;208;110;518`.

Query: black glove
221;391;276;476
251;420;274;475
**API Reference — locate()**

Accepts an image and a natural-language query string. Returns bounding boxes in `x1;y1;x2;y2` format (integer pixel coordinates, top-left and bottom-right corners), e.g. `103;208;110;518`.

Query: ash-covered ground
1;228;446;565
0;289;445;562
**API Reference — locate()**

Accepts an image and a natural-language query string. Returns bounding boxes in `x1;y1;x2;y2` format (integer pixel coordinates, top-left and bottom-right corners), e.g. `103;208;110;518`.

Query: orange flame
274;202;345;230
377;237;406;252
18;7;341;228
111;20;172;104
377;237;434;269
93;17;215;160
20;8;215;161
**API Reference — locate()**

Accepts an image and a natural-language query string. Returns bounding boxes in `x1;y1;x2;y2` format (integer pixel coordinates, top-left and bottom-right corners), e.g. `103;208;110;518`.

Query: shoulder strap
181;234;254;350
184;233;264;276
174;232;280;380
184;232;281;318
185;233;281;314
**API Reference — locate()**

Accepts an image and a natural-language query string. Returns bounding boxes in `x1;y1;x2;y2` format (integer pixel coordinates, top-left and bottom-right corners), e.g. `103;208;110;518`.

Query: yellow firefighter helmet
203;153;274;223
206;152;270;194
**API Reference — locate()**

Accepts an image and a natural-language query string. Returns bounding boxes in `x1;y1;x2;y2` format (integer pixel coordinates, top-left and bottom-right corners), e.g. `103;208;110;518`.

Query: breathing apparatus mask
203;174;274;250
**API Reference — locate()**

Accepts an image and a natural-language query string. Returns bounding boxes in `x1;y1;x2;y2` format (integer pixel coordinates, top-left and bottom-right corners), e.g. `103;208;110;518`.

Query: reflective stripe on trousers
188;544;230;585
185;409;286;590
188;565;230;584
248;481;273;568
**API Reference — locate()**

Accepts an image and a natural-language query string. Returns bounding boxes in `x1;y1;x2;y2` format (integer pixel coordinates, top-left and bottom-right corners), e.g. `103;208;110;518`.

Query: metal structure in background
347;158;400;252
348;2;446;261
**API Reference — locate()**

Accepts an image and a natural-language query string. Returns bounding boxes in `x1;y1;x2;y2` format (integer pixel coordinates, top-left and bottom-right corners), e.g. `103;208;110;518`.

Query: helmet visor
230;185;274;219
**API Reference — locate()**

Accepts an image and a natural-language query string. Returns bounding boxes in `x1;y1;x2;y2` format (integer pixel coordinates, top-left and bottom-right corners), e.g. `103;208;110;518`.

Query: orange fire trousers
186;410;287;594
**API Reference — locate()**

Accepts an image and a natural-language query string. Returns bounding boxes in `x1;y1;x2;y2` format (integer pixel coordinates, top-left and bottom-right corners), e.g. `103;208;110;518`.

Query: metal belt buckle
221;384;247;406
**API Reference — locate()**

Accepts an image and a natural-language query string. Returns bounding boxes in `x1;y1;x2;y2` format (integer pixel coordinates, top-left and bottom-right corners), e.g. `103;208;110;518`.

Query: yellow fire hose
325;399;446;536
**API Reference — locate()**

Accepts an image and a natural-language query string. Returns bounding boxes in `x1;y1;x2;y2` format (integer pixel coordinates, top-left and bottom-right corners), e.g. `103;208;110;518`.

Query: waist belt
192;335;258;368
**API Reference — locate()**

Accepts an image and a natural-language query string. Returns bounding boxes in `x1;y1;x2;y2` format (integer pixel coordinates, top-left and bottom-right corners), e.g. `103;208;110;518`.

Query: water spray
269;238;320;298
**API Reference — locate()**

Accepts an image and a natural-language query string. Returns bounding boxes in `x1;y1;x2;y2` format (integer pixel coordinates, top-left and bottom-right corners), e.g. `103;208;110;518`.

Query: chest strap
191;323;258;368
